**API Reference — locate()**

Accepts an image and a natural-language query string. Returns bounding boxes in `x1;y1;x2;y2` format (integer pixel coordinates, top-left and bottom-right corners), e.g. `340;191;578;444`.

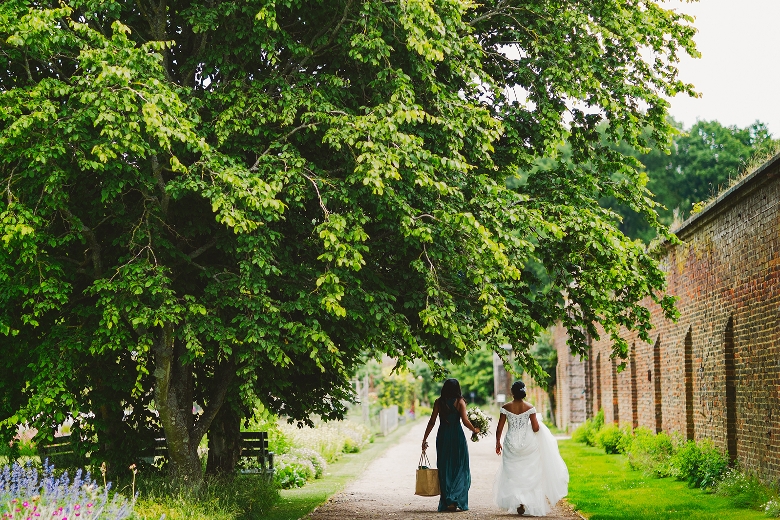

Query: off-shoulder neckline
501;406;536;416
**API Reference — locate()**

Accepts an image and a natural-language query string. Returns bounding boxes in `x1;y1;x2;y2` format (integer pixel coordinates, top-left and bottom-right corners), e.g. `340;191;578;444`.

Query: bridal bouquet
467;407;492;442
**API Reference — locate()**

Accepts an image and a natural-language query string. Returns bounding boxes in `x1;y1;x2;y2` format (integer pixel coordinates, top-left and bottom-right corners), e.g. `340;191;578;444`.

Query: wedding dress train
493;407;569;516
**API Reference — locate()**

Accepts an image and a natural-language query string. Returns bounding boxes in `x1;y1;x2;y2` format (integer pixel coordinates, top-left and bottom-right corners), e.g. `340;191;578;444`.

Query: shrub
376;370;420;413
0;462;134;519
764;499;780;517
670;438;728;488
17;439;37;458
592;409;605;430
289;448;327;479
266;427;291;455
714;468;773;509
245;408;292;455
339;422;371;453
572;409;604;447
616;427;635;454
273;454;315;489
416;405;433;417
570;424;590;444
343;437;361;453
596;424;631;454
625;428;678;477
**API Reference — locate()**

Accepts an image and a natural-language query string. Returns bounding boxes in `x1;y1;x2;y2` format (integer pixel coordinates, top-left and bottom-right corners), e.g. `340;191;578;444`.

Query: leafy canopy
0;0;695;466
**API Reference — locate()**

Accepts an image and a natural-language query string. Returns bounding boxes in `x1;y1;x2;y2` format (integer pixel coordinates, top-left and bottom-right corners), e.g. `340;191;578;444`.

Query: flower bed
0;462;134;519
259;420;372;489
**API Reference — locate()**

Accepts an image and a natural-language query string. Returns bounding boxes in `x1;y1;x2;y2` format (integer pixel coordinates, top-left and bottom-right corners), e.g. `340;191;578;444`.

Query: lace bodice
494;405;568;516
501;406;536;449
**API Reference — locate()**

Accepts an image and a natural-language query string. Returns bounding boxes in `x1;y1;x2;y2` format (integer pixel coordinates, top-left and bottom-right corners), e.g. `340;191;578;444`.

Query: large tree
0;0;695;485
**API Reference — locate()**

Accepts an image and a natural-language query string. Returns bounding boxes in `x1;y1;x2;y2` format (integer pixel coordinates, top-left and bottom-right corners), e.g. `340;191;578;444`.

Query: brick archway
684;327;694;441
653;337;663;433
724;317;737;462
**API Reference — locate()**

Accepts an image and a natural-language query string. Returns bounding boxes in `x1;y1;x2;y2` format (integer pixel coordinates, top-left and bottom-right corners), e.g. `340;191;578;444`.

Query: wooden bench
145;431;274;477
40;431;274;477
237;431;275;477
38;436;82;468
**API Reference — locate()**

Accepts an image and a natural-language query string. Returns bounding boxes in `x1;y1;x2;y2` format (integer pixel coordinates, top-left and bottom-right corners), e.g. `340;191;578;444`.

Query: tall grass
277;421;371;463
132;474;278;520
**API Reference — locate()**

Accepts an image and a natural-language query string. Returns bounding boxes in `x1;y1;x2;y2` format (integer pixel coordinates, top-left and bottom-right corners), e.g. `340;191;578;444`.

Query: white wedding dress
493;407;569;516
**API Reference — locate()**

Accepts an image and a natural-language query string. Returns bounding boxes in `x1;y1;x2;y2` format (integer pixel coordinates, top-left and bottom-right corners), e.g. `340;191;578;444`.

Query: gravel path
306;417;582;519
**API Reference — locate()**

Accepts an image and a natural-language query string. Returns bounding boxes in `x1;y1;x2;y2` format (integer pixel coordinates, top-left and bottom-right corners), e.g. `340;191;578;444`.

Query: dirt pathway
306;417;582;519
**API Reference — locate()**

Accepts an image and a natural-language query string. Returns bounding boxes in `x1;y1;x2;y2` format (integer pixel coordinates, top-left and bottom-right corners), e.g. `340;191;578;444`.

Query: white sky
664;0;780;136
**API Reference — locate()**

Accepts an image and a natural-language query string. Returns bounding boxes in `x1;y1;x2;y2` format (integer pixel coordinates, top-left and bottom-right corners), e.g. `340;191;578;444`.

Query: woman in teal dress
422;379;480;512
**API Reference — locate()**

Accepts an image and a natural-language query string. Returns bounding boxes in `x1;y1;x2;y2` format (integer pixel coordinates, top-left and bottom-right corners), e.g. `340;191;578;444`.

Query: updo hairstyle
511;381;526;400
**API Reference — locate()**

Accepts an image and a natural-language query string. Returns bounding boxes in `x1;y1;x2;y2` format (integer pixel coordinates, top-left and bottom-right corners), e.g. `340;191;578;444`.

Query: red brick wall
554;153;780;479
552;323;587;431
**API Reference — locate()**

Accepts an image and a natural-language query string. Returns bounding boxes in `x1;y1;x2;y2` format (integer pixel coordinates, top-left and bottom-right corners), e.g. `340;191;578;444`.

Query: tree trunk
152;323;236;489
205;404;242;475
153;323;204;488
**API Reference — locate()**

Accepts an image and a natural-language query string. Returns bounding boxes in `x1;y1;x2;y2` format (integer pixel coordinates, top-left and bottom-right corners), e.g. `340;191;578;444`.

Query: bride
493;381;569;516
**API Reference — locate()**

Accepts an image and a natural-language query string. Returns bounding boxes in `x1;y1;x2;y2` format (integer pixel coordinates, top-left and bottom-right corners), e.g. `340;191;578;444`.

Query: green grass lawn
559;440;767;520
265;419;418;520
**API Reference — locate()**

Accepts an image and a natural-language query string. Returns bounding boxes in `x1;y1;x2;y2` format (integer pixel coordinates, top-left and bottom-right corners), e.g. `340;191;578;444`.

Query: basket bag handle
418;450;432;469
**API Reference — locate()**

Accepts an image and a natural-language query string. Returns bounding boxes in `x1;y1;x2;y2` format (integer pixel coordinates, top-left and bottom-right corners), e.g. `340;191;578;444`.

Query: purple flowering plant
0;461;134;519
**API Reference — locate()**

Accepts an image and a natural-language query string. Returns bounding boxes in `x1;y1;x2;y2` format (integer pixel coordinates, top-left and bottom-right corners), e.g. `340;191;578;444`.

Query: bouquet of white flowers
467;407;492;442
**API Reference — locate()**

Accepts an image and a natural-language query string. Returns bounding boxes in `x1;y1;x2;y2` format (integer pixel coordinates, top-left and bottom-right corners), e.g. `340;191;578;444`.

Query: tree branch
151;154;171;215
61;208;103;278
193;360;236;441
302;170;330;219
250;123;318;170
282;0;355;77
188;238;217;260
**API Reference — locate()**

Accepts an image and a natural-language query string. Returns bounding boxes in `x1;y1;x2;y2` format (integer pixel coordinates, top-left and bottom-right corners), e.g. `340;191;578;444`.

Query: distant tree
444;349;495;405
604;120;777;240
659;121;776;219
0;0;695;486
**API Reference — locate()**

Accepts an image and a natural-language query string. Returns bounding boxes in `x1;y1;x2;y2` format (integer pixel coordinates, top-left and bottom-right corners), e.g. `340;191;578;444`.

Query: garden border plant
0;461;135;519
560;439;770;520
570;410;780;516
247;406;373;491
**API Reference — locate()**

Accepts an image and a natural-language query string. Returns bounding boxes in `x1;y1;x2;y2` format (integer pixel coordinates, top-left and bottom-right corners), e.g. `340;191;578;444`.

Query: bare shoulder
503;401;522;414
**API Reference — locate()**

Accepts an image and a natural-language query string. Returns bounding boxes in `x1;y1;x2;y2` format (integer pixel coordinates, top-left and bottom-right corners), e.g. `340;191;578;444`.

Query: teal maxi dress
436;398;471;511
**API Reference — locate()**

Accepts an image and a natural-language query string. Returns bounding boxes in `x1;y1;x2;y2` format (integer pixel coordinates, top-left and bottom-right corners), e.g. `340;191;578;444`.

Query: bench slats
41;431;275;475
